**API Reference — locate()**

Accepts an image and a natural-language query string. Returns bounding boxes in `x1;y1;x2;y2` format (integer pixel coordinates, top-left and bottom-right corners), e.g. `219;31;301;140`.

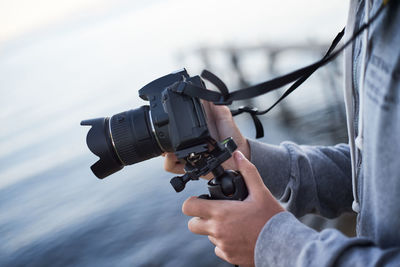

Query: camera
81;69;247;200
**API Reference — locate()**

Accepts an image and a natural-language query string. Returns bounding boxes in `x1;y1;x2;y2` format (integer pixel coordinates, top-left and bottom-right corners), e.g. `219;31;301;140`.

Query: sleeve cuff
247;139;291;199
255;212;318;267
255;211;375;267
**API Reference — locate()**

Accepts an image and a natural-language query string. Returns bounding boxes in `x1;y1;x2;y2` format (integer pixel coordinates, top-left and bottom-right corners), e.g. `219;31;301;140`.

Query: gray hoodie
250;0;400;266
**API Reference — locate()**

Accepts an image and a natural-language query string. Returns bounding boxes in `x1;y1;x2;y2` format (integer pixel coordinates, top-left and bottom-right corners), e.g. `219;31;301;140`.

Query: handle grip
199;170;248;201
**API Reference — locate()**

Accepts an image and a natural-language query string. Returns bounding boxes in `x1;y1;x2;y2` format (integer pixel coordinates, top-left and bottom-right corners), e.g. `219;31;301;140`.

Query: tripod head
170;138;248;200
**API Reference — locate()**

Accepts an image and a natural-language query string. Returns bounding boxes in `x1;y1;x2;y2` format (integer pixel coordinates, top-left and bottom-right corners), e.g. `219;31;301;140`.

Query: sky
0;0;348;45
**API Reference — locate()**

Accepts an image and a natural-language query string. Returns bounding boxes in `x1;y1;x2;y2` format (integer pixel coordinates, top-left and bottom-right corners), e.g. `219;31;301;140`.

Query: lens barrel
110;106;162;165
81;105;162;178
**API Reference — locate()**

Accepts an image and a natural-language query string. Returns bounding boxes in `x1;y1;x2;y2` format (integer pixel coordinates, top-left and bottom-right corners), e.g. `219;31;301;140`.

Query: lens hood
81;118;123;178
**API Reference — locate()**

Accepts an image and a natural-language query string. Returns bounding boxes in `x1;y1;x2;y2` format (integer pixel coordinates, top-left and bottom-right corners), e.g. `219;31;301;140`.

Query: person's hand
163;101;250;178
182;151;285;266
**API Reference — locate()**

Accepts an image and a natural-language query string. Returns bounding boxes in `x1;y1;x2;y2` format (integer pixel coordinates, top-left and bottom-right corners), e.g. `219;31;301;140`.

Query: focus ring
110;111;139;165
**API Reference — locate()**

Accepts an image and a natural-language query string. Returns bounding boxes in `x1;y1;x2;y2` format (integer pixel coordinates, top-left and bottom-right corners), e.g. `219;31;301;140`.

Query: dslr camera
81;69;247;200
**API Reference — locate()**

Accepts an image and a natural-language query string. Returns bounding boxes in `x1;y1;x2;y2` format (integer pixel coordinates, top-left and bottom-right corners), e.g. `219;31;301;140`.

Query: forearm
248;139;353;218
255;212;400;267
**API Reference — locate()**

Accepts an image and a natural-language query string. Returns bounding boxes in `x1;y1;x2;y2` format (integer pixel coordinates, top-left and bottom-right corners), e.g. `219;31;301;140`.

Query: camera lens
109;106;162;165
81;105;162;178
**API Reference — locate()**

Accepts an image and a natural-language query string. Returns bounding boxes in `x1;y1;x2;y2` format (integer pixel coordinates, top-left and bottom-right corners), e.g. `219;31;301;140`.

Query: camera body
138;69;210;156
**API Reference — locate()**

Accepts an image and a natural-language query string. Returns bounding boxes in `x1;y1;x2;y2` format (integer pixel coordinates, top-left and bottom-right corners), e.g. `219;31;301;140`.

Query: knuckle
188;218;199;233
214;208;227;220
182;197;193;215
209;224;218;237
212;224;224;239
204;208;217;220
181;203;187;215
244;161;256;171
187;219;194;231
214;246;221;257
164;165;171;172
224;249;236;262
243;164;257;177
226;256;235;265
164;162;173;172
164;162;170;172
222;106;232;116
219;243;228;252
218;245;235;264
208;235;218;246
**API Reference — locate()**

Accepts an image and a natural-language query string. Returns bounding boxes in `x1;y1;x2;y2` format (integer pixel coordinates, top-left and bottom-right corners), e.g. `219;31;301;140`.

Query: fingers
188;217;210;235
208;102;233;123
202;100;231;122
208;235;218;246
182;196;225;219
233;151;265;198
163;153;184;174
202;100;235;141
164;152;213;180
215;246;229;263
202;100;219;139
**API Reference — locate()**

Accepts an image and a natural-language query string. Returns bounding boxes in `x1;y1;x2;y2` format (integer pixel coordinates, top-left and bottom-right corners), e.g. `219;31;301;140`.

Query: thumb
233;150;265;197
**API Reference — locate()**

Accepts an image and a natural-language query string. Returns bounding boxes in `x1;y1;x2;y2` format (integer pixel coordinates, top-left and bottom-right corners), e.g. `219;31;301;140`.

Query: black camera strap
172;1;389;138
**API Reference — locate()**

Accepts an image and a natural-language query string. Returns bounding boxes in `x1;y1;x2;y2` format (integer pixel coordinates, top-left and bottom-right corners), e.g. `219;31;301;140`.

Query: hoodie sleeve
255;212;400;267
248;139;353;218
